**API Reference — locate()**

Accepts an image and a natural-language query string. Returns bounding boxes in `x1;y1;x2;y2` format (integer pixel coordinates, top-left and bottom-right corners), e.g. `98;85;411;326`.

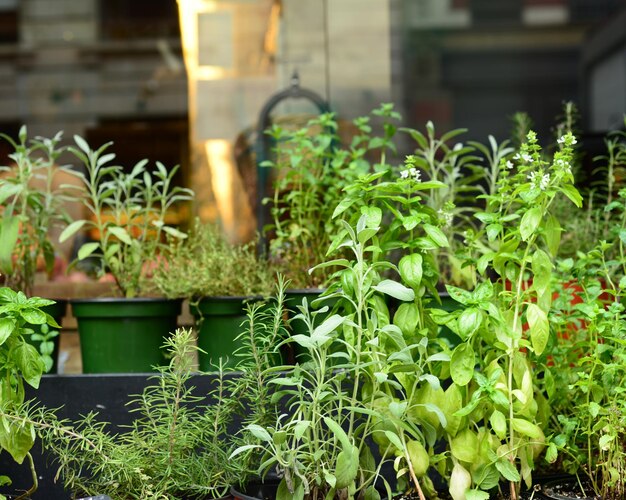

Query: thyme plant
153;219;275;299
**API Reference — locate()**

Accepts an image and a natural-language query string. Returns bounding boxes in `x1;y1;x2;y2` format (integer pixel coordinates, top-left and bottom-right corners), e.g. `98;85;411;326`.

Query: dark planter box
0;373;237;500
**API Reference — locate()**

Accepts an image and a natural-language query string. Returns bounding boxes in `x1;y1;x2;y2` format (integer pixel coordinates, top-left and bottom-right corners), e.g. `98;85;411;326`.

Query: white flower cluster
528;171;550;191
505;160;514;170
438;208;454;228
514;153;533;163
400;167;421;181
557;134;577;146
554;158;572;175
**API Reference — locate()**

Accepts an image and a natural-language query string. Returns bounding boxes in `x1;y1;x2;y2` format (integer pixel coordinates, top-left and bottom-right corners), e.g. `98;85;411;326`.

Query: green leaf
108;226;133;245
246;424;272;443
323;416;352;451
495;459;520;482
0;216;19;271
527;303;549;356
445;285;473;306
531;249;552;297
519;207;542;241
77;242;100;260
162;225;187;239
0;318;15;345
423;224;449;248
363;486;381;500
457;308;482;339
59;219;86;243
313;314;345;338
545;443;558;464
490;410;507;440
383;430;404;450
450;343;475;386
389;401;407;419
229;444;261;458
466;490;490;500
360;206;382;229
543;214;561;257
20;308;46;325
599;434;615;451
561;184;582;207
335;445;359;489
14;343;44;389
393;303;419;337
372;280;415;302
450;429;479;463
293;420;310;440
0;419;35;464
398;253;423;289
512;418;544;441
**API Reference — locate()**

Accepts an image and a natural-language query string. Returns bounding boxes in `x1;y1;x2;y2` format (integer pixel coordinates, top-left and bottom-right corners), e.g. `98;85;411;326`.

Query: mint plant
0;127;76;295
264;104;401;289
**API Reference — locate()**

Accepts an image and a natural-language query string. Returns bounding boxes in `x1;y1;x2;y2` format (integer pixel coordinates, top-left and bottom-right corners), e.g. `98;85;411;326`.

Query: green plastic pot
26;299;67;373
191;296;259;370
71;298;182;374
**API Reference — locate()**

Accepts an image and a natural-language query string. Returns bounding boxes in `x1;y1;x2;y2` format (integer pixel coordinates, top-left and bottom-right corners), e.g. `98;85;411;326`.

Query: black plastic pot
539;478;598;500
231;479;280;500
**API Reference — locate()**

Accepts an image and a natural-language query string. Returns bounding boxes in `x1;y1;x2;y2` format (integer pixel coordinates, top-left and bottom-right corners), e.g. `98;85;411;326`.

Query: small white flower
514;153;521;160
528;171;538;183
540;173;550;190
505;160;514;170
557;136;565;144
522;153;533;163
571;137;577;145
400;168;421;181
438;208;453;227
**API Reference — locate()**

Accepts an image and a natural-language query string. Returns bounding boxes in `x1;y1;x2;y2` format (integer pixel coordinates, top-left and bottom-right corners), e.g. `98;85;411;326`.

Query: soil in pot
540;478;599;500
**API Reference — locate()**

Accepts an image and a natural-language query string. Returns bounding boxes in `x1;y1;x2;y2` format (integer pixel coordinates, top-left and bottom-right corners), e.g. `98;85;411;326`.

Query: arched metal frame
255;72;330;248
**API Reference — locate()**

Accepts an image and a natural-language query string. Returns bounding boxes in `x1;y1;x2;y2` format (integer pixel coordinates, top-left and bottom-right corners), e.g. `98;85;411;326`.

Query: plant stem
15;452;37;500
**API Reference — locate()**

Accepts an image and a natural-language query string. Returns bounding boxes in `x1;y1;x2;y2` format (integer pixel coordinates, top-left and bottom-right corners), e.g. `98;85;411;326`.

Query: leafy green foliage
434;130;581;499
0;288;58;496
264;104;401;288
0;127;77;295
59;136;194;298
153;218;275;299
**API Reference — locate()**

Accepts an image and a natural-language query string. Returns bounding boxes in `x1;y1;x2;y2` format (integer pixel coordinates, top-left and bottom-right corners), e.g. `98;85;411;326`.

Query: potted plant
59;135;193;373
0;287;60;498
1;282;287;499
263;105;402;337
153;219;275;369
0;127;77;372
431;130;582;499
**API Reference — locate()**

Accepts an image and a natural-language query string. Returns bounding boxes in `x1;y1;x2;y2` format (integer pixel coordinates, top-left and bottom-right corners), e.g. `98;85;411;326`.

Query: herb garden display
1;104;625;500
